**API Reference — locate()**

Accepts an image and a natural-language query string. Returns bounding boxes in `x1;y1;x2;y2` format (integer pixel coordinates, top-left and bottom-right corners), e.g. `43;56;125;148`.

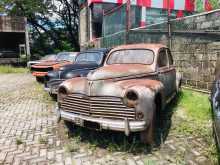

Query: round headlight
65;72;80;79
136;111;144;120
58;87;68;103
123;90;139;108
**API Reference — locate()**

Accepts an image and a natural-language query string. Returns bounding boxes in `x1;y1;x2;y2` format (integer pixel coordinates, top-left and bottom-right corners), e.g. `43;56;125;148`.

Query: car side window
158;49;168;68
167;49;173;66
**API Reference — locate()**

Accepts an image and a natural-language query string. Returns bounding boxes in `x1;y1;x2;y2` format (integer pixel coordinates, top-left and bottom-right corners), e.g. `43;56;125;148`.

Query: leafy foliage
0;0;79;57
209;0;220;9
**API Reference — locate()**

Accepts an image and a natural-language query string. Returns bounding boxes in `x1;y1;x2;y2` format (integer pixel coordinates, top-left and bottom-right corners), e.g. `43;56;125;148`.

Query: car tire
36;77;43;83
64;120;75;133
49;93;57;100
140;96;163;145
140;103;157;144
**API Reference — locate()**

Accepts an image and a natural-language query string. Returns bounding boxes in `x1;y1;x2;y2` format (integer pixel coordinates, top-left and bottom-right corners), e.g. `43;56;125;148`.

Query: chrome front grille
61;94;136;120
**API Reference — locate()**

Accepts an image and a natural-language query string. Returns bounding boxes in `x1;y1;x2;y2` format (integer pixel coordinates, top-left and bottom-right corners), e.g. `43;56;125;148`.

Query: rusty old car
27;54;57;68
56;44;181;144
31;52;78;82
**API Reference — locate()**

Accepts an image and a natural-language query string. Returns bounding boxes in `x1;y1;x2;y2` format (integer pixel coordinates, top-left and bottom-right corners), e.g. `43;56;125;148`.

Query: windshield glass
75;52;103;65
56;52;76;62
107;49;154;65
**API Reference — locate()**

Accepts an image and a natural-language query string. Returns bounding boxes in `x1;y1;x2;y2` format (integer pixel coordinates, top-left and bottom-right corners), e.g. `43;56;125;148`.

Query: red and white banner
88;0;196;12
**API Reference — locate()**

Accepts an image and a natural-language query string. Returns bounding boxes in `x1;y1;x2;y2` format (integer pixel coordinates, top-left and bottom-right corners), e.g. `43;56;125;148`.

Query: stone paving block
0;74;215;165
64;157;72;165
126;158;136;165
136;160;144;165
0;152;7;162
73;158;82;165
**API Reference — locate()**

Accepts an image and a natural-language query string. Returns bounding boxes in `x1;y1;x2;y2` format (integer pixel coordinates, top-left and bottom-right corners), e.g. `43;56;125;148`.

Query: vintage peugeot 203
57;44;181;144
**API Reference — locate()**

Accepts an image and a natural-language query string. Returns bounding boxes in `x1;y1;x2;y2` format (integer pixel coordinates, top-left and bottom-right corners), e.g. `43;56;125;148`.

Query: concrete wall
0;16;29;64
170;9;220;90
0;16;26;32
98;9;220;91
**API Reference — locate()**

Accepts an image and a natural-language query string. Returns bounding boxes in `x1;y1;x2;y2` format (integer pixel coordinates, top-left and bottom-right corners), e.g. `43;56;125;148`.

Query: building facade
0;16;30;64
79;0;220;49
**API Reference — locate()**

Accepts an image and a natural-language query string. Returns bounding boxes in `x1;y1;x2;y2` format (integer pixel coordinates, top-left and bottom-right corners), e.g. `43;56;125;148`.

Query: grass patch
172;89;218;163
177;89;211;121
16;138;23;145
38;136;48;144
64;140;80;153
0;65;28;73
173;89;212;138
33;82;54;104
67;126;151;154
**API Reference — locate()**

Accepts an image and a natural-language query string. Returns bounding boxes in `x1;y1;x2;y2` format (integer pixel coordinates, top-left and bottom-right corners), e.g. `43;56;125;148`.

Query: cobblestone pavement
0;73;217;165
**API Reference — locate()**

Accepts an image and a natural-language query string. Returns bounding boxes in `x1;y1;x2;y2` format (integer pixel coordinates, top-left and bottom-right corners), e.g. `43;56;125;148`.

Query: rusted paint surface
31;61;72;77
87;64;155;81
31;52;78;78
59;77;88;94
106;43;167;56
115;79;163;91
58;44;180;139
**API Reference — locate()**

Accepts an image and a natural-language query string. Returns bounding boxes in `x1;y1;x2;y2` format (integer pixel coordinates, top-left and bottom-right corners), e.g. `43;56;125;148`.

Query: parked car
27;54;57;68
31;52;78;82
44;48;111;96
56;44;181;144
211;64;220;151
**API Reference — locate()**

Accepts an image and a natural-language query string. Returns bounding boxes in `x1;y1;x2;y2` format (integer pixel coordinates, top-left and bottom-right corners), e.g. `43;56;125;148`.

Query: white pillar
25;18;30;58
140;6;146;27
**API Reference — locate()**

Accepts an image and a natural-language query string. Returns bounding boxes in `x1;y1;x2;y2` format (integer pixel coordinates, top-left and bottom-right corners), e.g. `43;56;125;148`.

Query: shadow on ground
61;92;183;155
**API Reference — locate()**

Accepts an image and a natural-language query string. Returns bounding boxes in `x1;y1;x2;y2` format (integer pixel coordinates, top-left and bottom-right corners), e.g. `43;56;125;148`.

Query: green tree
0;0;79;56
209;0;220;9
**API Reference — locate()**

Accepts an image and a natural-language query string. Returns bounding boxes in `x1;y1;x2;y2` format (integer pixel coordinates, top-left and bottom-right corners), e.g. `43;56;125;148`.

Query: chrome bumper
56;108;147;135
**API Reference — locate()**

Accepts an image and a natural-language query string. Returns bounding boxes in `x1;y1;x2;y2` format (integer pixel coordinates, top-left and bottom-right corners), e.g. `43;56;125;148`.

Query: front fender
116;79;165;125
59;77;87;94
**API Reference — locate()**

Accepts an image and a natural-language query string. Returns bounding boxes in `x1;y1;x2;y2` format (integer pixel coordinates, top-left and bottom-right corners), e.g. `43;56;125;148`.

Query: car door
166;48;176;94
157;48;176;100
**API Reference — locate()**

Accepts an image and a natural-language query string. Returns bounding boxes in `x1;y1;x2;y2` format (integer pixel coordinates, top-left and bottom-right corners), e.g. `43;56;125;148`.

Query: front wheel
64;120;75;134
49;93;57;100
140;109;156;144
36;77;44;83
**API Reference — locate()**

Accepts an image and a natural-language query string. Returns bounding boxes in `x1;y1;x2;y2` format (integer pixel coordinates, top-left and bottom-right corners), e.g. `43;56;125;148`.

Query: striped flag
88;0;196;12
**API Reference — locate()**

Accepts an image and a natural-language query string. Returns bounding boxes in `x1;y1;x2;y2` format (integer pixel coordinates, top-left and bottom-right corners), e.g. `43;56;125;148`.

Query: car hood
33;60;70;67
59;63;99;71
28;60;40;63
87;64;155;81
60;76;161;98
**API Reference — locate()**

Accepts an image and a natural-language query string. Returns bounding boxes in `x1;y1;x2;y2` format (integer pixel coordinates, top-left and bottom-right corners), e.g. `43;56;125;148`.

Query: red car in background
27;54;57;68
31;52;78;82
